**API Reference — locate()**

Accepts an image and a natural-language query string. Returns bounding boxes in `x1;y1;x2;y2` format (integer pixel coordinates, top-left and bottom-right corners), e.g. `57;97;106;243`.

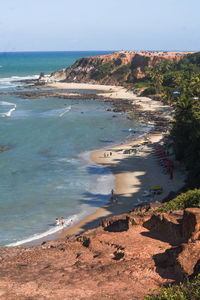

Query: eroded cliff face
49;51;191;85
0;204;200;299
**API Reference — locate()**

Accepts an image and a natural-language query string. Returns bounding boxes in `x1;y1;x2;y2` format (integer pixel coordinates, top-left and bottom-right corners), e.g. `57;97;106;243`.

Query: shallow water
0;51;145;246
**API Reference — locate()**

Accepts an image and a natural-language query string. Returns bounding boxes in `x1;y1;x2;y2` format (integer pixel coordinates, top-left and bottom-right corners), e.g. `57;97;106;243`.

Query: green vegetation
90;62;113;80
114;57;122;66
145;274;200;299
155;189;200;212
113;64;130;81
140;53;200;188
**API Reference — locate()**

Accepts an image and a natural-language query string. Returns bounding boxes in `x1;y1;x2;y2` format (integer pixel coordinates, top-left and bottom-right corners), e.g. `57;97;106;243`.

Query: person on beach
110;189;115;202
70;219;73;227
110;189;118;204
60;217;65;226
56;218;60;226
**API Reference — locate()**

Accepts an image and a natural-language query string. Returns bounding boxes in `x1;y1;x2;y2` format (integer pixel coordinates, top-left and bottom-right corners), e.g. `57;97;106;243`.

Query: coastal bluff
44;51;195;85
1;204;200;299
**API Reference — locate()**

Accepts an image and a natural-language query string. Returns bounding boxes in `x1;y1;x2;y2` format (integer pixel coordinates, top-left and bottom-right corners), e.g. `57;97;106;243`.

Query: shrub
157;189;200;213
145;274;200;299
114;58;122;66
114;64;130;81
90;62;112;80
141;86;157;96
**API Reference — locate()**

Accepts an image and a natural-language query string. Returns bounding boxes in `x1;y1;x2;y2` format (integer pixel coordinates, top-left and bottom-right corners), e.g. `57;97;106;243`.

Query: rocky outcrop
48;51;194;85
0;205;200;299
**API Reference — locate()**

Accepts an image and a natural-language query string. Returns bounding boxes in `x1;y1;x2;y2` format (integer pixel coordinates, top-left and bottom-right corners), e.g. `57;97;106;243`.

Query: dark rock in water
0;145;12;152
39;72;45;80
99;139;113;143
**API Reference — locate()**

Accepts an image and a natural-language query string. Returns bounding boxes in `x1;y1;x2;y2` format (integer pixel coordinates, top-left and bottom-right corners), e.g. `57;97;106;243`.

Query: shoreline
46;82;185;239
14;81;185;247
62;131;185;237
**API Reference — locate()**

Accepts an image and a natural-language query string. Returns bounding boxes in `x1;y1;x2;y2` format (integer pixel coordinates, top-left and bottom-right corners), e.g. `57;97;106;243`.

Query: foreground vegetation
145;274;200;299
156;189;200;212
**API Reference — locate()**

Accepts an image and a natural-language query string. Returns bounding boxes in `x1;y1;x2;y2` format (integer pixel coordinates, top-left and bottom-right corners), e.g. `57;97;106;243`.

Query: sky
0;0;199;52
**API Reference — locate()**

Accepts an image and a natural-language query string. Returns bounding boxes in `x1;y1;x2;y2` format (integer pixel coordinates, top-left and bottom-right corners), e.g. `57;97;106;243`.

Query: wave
57;157;79;164
59;105;71;117
6;213;80;247
0;101;16;117
0;74;39;89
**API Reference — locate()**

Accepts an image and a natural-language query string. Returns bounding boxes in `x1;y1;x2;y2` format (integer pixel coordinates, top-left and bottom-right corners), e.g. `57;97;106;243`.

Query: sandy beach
47;81;173;116
50;82;186;238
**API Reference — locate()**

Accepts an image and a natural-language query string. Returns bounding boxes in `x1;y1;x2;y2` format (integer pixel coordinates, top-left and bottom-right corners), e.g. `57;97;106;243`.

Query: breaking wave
0;101;16;117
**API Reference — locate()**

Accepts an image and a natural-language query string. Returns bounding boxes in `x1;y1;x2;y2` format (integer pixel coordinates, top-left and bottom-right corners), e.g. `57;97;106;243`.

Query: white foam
6;213;79;247
59;105;71;117
0;100;16;106
0;101;16;117
0;74;39;89
4;106;16;117
57;157;78;164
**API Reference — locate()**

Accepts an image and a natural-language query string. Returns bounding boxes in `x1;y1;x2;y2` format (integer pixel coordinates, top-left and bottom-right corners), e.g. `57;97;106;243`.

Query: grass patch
156;189;200;213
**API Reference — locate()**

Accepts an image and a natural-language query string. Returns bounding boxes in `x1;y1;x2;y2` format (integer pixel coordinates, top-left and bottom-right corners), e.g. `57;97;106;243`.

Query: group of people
56;217;73;227
104;151;112;158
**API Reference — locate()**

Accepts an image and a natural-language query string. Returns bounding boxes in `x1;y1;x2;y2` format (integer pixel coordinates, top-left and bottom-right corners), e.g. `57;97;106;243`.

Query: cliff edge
0;204;200;299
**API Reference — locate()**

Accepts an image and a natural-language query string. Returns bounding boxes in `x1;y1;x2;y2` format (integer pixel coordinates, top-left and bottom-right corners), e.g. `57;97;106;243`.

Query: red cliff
50;51;194;85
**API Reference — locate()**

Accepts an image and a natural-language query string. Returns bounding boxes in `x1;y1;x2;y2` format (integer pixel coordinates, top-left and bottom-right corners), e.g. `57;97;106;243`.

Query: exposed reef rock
1;204;200;299
0;145;12;152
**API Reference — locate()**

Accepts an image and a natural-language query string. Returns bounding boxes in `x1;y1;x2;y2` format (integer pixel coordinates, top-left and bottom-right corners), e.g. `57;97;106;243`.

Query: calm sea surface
0;52;145;246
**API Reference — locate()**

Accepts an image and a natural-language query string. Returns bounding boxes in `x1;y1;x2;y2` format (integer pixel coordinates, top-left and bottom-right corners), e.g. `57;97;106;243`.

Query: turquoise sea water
0;52;145;246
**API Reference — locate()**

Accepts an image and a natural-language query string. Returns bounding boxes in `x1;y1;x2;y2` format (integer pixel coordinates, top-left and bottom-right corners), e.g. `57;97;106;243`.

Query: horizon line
0;49;198;54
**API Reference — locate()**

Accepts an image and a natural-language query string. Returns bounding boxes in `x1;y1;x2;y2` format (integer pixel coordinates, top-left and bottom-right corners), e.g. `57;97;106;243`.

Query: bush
90;62;112;80
141;86;157;96
145;274;200;299
114;58;122;66
156;189;200;212
114;64;130;81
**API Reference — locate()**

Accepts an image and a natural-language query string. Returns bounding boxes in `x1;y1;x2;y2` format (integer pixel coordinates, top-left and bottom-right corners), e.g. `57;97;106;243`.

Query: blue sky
0;0;199;51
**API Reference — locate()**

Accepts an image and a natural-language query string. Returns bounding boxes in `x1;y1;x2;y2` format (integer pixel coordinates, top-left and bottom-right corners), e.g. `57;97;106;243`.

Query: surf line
0;101;16;117
59;105;71;117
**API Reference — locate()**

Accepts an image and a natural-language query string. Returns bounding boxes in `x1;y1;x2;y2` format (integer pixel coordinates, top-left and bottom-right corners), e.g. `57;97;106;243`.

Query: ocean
0;51;145;246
